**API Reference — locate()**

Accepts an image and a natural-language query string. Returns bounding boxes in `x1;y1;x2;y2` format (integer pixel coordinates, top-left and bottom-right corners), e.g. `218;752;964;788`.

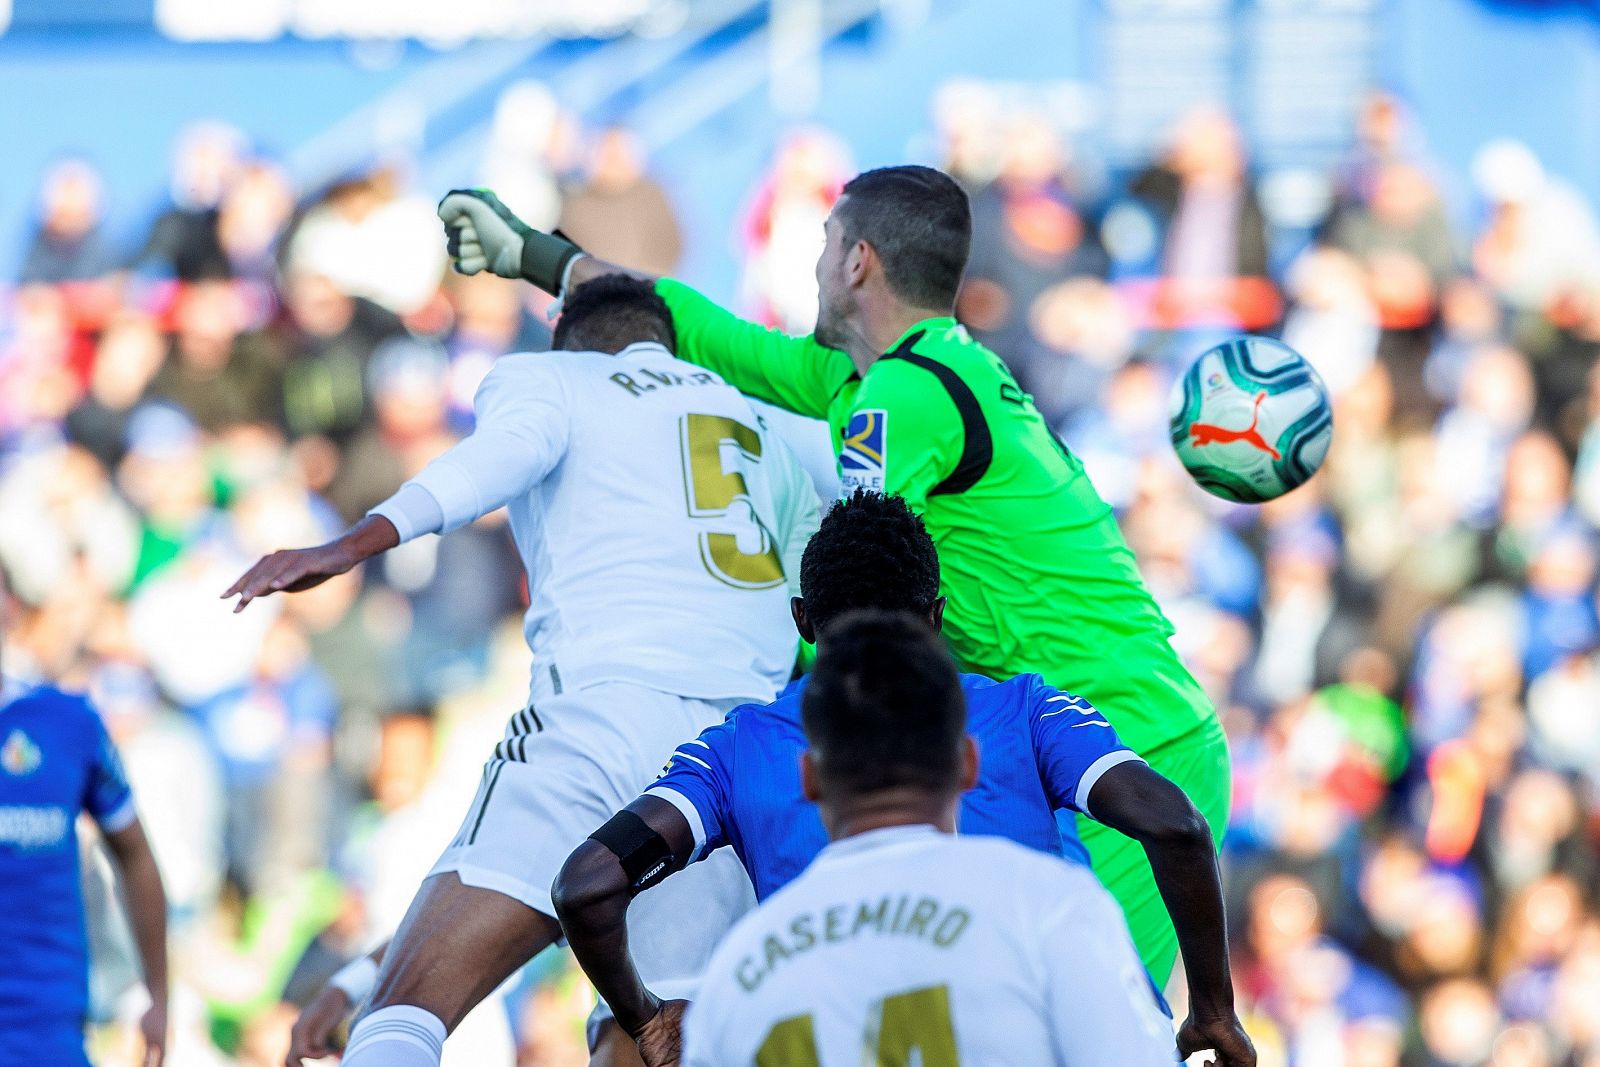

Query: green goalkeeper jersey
659;279;1215;752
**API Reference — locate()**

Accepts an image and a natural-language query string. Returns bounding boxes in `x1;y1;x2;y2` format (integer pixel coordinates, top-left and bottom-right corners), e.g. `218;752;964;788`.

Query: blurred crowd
4;74;1600;1067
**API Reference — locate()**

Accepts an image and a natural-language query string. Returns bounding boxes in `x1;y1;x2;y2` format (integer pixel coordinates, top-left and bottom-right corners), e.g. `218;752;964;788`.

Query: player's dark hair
800;489;940;633
802;610;966;797
835;165;971;309
553;273;677;354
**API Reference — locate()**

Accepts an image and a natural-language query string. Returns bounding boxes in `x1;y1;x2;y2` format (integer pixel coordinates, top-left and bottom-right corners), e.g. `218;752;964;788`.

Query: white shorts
428;681;757;1001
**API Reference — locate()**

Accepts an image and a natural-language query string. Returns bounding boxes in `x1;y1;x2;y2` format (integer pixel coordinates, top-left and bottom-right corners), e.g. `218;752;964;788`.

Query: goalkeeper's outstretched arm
437;188;854;418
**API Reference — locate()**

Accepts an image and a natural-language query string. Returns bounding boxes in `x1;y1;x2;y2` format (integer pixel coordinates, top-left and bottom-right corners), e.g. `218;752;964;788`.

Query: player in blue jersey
554;491;1254;1067
1;572;169;1067
685;611;1175;1066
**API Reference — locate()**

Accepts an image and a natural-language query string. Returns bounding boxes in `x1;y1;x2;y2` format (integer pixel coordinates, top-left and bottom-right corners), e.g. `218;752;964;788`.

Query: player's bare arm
224;514;399;612
230;343;577;619
105;818;170;1067
1085;762;1256;1067
553;794;696;1064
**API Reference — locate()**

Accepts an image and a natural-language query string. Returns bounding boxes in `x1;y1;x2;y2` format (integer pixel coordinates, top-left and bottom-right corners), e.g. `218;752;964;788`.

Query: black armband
520;228;584;295
589;810;686;895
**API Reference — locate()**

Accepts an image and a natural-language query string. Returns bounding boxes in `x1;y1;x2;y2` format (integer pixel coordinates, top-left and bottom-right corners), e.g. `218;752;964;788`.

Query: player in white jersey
225;276;820;1067
684;611;1175;1067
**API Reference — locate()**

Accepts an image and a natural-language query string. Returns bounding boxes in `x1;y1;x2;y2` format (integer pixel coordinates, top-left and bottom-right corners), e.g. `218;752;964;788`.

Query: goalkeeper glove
437;188;585;295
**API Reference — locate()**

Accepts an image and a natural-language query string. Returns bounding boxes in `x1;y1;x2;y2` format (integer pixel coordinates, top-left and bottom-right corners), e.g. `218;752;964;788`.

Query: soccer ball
1168;337;1333;503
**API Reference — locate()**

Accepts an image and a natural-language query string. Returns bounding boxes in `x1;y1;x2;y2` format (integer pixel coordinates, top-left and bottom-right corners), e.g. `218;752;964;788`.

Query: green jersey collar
885;317;959;356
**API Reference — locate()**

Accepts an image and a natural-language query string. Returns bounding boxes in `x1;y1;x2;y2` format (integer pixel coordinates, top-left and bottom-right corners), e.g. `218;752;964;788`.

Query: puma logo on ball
1188;391;1280;459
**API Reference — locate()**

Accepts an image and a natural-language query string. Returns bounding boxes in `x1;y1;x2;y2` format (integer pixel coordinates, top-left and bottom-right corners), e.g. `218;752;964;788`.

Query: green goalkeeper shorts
1074;712;1232;987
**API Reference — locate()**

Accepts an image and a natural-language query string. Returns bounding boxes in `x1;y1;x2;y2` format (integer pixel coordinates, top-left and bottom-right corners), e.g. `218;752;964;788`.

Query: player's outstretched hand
140;1000;167;1067
1177;1011;1257;1067
633;998;691;1067
437;189;532;279
437;188;586;293
223;542;357;613
285;985;350;1066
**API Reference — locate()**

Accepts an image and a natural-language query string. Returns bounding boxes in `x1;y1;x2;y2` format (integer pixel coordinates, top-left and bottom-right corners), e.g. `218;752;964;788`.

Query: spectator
286;166;447;317
1425;278;1504;411
0;441;139;609
1491;873;1586;1019
277;268;405;444
1417;978;1501;1066
1127;106;1276;329
0;284;88;440
1491;430;1577;580
960;112;1106;357
1432;344;1536;526
189;616;336;896
1328;92;1424;213
1015;276;1136;425
1250;519;1354;708
1066;360;1177;506
216;160;295;290
65;312;167;468
440;271;549;430
1318;154;1459;415
480;80;566;232
325;338;456;524
19;159;117;284
1324;161;1456;333
558;126;683;277
1472;139;1600;317
1281;246;1382;397
933;79;1006;191
147;280;283;432
736;128;850;331
135;122;246;281
94;659;226;923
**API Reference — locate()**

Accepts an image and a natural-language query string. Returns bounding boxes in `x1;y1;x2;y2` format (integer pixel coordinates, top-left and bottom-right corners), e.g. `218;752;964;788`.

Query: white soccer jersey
684;826;1175;1067
374;342;818;704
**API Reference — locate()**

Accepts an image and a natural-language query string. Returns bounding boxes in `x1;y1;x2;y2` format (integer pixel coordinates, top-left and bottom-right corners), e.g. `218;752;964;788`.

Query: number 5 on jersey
680;413;785;590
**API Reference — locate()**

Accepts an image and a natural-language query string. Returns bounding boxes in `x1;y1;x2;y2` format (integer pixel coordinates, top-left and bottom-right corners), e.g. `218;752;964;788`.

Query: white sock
342;1004;447;1067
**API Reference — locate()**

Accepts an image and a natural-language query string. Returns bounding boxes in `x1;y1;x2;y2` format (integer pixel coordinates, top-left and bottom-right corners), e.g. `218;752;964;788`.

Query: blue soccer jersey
0;679;135;1067
646;673;1141;902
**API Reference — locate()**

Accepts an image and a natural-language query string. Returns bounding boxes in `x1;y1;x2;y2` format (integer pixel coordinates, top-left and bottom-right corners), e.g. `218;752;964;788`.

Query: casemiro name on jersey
736;892;972;993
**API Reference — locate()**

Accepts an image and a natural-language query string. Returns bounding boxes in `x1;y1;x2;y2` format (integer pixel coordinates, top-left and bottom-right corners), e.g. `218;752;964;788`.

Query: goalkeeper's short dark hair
553;273;677;354
836;165;971;309
802;609;966;797
799;489;940;634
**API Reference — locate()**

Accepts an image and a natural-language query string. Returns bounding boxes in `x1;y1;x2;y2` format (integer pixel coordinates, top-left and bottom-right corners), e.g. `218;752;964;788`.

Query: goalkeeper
439;167;1232;988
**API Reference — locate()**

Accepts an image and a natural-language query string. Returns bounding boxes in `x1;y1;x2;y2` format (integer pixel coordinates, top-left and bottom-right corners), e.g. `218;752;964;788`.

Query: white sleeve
375;356;572;538
765;430;822;600
681;970;733;1067
369;483;445;543
1040;884;1176;1066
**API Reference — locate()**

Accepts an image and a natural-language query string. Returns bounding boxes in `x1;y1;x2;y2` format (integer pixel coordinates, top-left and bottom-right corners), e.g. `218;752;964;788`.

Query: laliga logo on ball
1169;337;1332;504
